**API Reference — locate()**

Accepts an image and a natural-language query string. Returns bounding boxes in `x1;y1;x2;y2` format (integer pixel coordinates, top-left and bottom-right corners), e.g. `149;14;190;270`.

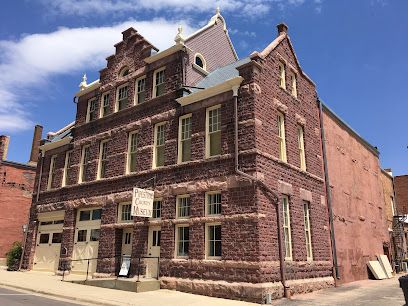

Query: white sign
119;255;131;276
131;187;154;217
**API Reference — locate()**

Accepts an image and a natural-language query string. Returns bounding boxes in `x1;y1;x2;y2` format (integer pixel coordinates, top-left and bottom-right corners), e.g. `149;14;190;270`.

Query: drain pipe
317;98;340;281
232;86;290;299
392;174;405;269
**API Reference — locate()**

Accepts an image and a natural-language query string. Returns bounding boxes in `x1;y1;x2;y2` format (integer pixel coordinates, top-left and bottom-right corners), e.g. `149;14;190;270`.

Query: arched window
194;54;206;71
119;67;129;77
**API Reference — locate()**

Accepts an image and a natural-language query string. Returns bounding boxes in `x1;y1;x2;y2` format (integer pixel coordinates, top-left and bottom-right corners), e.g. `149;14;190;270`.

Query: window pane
39;233;49;244
77;230;87;242
156;146;164;167
153;231;157;246
119;99;127;110
157;231;161;246
52;232;62;243
214;225;221;240
182;139;191;162
121;204;132;221
130;153;137;172
215;241;221;256
153;200;162;219
210;132;221;156
178;197;190;218
92;209;102;220
54;220;64;224
195;56;203;68
90;229;100;241
138;92;145;104
208;193;221;215
156;83;164;96
40;221;53;226
79;210;91;221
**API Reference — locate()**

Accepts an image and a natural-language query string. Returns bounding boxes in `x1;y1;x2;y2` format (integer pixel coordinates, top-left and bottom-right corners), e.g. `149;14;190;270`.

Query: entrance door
33;230;62;271
146;226;161;278
121;228;133;256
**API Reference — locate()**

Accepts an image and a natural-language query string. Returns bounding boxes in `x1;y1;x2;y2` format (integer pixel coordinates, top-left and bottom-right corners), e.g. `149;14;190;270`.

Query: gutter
318;98;340;281
232;86;290;299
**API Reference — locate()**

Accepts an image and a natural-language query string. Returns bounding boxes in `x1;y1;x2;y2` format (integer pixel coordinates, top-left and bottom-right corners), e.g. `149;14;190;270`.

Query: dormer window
120;67;129;77
194;54;206;70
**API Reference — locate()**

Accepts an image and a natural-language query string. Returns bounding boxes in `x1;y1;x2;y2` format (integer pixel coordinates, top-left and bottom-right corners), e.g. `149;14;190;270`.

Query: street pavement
0;287;81;305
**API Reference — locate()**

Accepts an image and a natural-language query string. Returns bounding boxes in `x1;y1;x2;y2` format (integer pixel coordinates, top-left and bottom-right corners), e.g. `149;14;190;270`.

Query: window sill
192;63;209;76
204;257;222;261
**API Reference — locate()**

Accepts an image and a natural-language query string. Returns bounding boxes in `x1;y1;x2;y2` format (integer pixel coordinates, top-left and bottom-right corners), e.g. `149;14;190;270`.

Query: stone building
0;126;41;265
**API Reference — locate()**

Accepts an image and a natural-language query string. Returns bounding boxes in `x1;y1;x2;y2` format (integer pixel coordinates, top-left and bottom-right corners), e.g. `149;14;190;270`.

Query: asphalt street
0;287;82;305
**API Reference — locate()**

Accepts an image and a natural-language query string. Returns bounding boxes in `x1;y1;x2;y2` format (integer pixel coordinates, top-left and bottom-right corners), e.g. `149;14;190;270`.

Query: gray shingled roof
191;57;250;93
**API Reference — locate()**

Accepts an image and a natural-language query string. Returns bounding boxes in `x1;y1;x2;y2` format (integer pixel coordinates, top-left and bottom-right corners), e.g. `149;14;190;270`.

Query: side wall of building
395;175;408;215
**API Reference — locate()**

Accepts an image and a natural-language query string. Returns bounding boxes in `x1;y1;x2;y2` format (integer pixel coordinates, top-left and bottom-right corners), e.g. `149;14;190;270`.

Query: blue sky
1;0;406;175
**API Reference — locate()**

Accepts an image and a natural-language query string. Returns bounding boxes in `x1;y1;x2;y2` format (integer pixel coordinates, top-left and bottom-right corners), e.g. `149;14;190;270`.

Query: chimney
28;125;43;166
0;135;10;160
276;22;288;36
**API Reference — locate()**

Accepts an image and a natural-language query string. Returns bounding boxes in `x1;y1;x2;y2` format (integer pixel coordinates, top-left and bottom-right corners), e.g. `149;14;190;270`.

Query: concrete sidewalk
0;267;257;306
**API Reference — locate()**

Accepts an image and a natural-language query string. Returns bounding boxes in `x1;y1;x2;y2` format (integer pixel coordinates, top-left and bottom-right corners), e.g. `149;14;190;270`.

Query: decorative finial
216;6;220;14
83;74;87;82
174;24;185;45
79;73;88;91
178;24;182;35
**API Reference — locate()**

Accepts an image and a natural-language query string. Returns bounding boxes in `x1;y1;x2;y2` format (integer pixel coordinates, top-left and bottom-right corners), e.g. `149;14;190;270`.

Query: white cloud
0;19;197;132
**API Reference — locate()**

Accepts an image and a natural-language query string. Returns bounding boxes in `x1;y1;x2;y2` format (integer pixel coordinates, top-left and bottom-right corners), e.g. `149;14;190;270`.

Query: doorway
146;226;161;278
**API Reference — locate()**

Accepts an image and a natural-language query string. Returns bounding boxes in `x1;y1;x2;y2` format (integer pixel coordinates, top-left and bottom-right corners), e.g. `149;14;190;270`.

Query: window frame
76;207;102;223
176;195;190;219
178;113;192;164
135;75;146;105
119;66;129;77
115;83;129;112
291;71;297;98
118;202;133;223
297;125;306;171
78;145;90;184
279;62;286;89
150;198;162;220
97;140;108;180
153;122;166;169
194;53;206;70
153;67;166;98
277;111;287;162
62;150;73;187
126;130;138;174
100;92;110;118
205;191;222;217
206;104;222;158
175;224;189;259
282;195;292;260
206;222;222;260
47;154;57;191
303;201;313;261
86;98;97;123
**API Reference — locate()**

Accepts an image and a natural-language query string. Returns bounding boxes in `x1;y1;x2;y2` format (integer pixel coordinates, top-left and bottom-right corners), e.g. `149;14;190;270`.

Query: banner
131;187;154;217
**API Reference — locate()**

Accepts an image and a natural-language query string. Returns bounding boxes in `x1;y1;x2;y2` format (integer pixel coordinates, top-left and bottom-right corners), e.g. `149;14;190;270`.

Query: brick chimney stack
276;22;288;36
28;125;43;166
0;135;10;160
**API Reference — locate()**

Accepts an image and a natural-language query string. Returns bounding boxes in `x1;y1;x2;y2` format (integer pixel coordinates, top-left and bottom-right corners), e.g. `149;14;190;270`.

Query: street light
18;225;27;271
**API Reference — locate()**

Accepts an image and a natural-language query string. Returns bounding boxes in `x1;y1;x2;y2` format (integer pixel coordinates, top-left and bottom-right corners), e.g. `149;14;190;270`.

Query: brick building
395;175;408;215
0;126;41;265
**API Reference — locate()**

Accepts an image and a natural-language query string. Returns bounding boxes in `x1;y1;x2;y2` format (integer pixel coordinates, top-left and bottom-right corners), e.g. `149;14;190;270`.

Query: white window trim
86;98;97;123
78;145;90;184
175;224;189;259
126;130;138;174
176;194;190;219
205;191;222;217
100;92;110;118
194;53;206;70
150;198;163;220
282;195;292;260
291;71;297;98
205;104;221;158
153;66;166;98
76;207;102;224
97;140;108;180
62;150;72;187
152;122;166;169
297;125;306;171
134;75;146;105
303;201;313;261
178;113;192;164
118;202;132;223
47;154;57;191
115;83;129;112
205;222;222;260
277;111;287;162
279;62;286;89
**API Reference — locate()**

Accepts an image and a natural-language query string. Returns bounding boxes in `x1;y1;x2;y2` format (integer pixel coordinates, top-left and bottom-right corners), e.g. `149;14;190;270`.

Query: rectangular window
154;68;165;97
206;191;221;216
291;72;297;98
116;84;128;111
152;199;162;219
127;131;138;173
47;155;57;191
90;229;100;241
40;221;53;226
297;125;306;170
152;230;161;246
135;76;146;104
92;208;102;220
207;224;221;259
39;233;50;244
98;140;108;179
177;195;190;219
79;145;90;183
282;195;292;260
153;123;165;168
178;114;192;163
277;112;287;162
79;210;91;221
303;201;313;260
52;233;62;243
87;98;97;122
101;92;110;117
206;105;221;157
77;230;87;242
120;203;132;222
176;225;189;258
62;150;72;187
124;232;131;245
279;62;286;89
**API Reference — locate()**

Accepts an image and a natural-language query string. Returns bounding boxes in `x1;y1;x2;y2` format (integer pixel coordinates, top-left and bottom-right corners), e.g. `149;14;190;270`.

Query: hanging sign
131;187;154;217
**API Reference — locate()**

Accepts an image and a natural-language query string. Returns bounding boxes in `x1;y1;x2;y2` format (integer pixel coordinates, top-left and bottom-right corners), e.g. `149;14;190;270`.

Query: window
79;210;91;221
135;76;146;104
120;67;129;77
92;208;102;220
279;62;286;89
206;191;221;216
90;229;100;241
152;230;161;247
78;208;101;222
206;105;221;157
79;145;90;183
77;230;87;242
40;221;53;226
194;53;206;70
152;199;162;219
277;112;287;162
52;233;62;243
98;140;108;179
206;223;221;259
297;125;306;170
282;195;292;260
100;92;110;118
153;68;165;97
62;150;72;187
178;114;192;163
116;84;128;111
39;233;50;244
127;131;138;173
119;203;132;222
47;155;57;191
303;201;313;260
291;72;297;98
177;195;190;219
87;98;97;122
175;225;189;258
124;232;132;244
153;123;165;168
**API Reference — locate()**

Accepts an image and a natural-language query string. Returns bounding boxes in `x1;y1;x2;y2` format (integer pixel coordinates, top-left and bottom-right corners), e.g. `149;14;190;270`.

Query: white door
72;226;100;274
33;231;62;272
121;228;133;256
146;226;161;278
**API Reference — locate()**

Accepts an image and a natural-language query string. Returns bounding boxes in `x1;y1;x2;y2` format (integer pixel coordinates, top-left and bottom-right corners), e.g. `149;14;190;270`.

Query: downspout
232;86;290;299
318;98;340;281
392;175;405;268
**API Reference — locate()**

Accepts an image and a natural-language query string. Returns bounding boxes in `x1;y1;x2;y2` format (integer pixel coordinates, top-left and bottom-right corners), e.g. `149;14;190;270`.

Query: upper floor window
177;195;190;219
297;125;306;170
206;105;221;158
206;191;221;216
153;67;165;98
279;62;286;89
78;208;102;222
47;155;57;191
127;131;138;173
118;202;132;223
62;150;72;187
277;112;287;162
282;195;292;260
87;98;97;122
303;201;313;261
178;114;192;163
119;67;129;77
153;122;166;168
291;72;297;98
116;84;128;112
97;140;108;179
151;199;162;220
194;53;206;70
135;76;146;104
100;92;110;118
79;145;90;184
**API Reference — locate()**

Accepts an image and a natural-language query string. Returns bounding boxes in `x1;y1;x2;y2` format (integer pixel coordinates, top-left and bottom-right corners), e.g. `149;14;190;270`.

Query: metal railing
61;255;159;281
